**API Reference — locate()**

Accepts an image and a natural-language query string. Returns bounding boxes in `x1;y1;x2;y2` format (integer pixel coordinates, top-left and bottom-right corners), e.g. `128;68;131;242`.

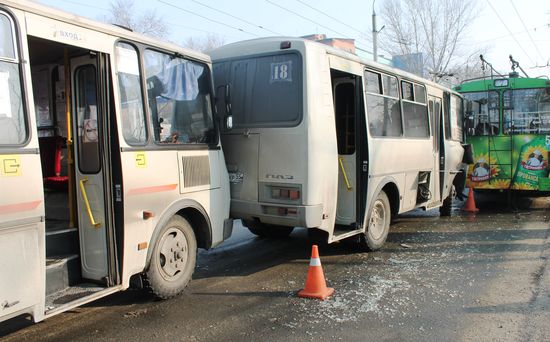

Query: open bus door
331;68;368;241
70;53;112;283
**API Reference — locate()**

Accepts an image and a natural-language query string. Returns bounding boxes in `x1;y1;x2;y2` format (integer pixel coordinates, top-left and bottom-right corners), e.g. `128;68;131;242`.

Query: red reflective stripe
0;200;42;215
127;184;178;196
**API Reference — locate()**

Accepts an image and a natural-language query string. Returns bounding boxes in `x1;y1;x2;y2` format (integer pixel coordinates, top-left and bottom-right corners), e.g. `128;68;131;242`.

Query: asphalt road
1;193;549;342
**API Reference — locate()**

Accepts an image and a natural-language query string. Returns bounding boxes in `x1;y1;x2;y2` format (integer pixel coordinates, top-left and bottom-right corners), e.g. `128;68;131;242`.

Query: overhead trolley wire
169;22;242;40
485;0;535;65
293;0;367;37
265;0;373;54
189;0;283;36
158;0;259;37
59;0;109;11
475;24;550;44
509;0;547;63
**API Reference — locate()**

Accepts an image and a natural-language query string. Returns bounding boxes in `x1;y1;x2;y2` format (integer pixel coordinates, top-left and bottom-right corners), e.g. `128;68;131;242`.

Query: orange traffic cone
298;245;334;300
462;188;479;213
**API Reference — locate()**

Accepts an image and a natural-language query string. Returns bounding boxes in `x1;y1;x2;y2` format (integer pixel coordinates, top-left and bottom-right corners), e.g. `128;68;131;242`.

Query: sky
34;0;550;78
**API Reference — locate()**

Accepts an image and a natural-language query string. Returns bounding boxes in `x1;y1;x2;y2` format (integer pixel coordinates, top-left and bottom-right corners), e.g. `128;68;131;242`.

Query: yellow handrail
79;177;102;228
338;156;353;191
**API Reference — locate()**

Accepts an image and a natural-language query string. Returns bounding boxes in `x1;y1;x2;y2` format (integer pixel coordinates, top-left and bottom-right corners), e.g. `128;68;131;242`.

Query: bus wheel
360;190;391;251
439;195;453;217
243;220;294;238
146;215;197;299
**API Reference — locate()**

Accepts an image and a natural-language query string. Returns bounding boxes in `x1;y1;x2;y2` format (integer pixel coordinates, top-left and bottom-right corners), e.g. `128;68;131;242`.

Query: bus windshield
503;88;550;134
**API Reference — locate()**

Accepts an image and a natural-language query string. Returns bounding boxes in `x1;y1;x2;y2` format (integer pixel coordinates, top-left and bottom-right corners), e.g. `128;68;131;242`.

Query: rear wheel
146;216;197;299
243;220;294;238
359;190;391;251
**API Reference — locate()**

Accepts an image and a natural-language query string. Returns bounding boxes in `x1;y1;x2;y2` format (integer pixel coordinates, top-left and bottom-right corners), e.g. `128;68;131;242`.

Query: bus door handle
79;177;102;228
338;157;353;191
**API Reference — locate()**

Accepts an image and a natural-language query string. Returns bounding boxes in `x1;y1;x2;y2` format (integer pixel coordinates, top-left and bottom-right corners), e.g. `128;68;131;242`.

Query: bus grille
181;155;210;188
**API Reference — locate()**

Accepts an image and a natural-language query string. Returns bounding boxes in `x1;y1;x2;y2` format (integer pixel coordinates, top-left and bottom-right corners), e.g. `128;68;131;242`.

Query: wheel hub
369;200;386;240
158;227;188;280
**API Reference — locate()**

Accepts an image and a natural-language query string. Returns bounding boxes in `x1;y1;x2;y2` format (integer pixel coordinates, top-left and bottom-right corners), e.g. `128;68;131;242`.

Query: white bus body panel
117;148;229;287
0;7;45;323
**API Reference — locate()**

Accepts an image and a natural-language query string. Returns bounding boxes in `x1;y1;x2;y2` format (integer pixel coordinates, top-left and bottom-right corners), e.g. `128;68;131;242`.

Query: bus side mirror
461;143;475;164
216;83;233;130
225;115;233;130
224;84;233;130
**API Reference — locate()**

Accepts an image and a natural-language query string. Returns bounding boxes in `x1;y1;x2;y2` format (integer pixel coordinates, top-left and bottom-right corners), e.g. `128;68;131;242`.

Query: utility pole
372;0;378;62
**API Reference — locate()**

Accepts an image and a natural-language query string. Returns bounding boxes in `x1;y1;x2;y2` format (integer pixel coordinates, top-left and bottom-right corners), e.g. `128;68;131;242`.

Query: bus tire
146;215;197;299
440;195;453;217
243;220;294;238
360;190;391;251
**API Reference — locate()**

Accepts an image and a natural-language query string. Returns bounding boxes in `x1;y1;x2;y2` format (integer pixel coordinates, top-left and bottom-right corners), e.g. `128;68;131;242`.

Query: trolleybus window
116;42;147;144
503;88;550;134
365;70;401;137
0;12;27;145
213;53;302;128
144;49;215;144
401;81;429;138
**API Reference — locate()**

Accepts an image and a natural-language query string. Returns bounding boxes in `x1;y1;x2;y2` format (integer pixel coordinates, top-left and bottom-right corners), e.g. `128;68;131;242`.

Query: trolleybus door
71;54;109;282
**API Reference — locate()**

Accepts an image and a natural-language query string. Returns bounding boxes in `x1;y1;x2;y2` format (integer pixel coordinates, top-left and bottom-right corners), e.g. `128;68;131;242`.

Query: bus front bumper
230;199;324;228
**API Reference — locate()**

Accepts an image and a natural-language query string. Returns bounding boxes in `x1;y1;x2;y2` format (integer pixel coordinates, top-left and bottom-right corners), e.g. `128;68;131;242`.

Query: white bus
0;0;231;324
211;37;465;249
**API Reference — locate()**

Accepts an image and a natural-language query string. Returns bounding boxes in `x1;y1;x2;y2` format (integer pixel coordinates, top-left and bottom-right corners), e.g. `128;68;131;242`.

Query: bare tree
379;0;482;82
182;34;226;53
102;0;169;39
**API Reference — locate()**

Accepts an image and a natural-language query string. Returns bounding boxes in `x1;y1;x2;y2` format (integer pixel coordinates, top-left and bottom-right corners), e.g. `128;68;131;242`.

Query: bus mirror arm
216;84;233;130
224;84;233;129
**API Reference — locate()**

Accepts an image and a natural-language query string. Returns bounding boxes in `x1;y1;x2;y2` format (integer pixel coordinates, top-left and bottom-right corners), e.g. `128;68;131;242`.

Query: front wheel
243;220;294;238
146;215;197;299
359;190;391;251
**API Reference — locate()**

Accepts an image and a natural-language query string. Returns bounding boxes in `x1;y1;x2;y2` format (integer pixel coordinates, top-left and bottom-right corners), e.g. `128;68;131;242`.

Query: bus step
46;254;81;296
331;227;363;242
45;283;105;314
46;227;79;256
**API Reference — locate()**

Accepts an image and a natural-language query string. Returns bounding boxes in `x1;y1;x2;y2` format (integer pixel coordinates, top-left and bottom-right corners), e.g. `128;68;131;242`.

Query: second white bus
210;37;465;249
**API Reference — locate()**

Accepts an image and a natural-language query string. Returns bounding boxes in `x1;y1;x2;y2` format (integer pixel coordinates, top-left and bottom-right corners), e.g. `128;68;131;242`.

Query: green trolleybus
456;76;550;192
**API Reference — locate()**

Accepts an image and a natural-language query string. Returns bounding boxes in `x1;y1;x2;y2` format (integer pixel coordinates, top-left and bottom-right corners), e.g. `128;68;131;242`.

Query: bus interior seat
39;136;68;191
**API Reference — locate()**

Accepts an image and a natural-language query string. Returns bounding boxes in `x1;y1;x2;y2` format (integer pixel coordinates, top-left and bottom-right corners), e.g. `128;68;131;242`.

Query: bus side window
365;70;401;137
115;42;147;145
0;13;27;145
401;81;429;138
144;49;215;145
